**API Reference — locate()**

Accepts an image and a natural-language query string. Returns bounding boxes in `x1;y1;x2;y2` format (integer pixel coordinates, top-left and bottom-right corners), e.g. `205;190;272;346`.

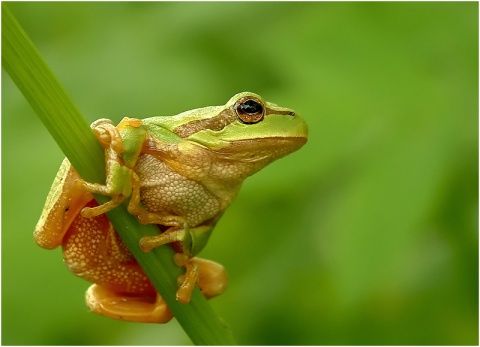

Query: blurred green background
2;2;478;345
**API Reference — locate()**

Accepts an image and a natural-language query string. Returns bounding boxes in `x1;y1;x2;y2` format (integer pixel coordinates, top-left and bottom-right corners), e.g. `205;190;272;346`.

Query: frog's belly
136;154;220;226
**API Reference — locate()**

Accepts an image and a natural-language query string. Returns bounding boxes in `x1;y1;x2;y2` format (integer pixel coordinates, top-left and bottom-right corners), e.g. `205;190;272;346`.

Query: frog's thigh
196;257;228;299
85;284;173;323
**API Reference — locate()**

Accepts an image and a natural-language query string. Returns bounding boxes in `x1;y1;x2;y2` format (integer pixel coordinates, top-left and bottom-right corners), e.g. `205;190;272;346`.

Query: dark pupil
239;100;262;114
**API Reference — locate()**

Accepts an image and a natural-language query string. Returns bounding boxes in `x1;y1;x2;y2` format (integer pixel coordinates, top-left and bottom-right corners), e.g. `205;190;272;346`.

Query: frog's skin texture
34;92;308;323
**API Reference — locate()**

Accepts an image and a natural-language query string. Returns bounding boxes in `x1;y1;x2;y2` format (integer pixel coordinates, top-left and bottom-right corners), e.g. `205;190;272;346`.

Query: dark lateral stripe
173;109;237;138
174;106;295;138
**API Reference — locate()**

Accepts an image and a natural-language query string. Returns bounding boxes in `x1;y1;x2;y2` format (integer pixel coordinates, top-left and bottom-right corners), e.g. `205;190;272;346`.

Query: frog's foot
173;255;228;303
85;284;173;323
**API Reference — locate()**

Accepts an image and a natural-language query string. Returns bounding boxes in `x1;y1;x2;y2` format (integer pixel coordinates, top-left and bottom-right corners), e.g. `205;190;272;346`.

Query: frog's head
171;92;308;166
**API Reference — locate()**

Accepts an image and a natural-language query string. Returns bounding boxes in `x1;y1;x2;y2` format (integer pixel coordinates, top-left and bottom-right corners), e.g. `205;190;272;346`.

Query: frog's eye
235;97;265;124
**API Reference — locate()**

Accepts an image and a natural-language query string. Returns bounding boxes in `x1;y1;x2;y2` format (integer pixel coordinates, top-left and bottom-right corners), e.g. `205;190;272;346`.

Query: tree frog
34;92;308;323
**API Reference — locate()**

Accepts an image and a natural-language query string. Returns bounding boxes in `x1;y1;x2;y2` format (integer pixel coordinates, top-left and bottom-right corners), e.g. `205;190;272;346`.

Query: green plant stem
2;4;234;345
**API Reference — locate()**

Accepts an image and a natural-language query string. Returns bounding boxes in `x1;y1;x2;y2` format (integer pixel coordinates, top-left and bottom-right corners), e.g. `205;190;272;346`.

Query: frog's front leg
80;147;133;218
81;118;144;218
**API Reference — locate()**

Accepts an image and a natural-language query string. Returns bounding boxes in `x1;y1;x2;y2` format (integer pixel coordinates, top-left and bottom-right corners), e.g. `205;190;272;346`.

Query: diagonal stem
2;4;235;345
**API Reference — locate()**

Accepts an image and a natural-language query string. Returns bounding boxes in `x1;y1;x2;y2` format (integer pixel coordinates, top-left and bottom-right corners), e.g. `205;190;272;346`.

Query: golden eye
235;97;265;124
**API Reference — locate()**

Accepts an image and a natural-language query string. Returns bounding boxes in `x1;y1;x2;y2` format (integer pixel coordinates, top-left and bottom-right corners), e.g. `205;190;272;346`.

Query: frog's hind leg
86;284;173;323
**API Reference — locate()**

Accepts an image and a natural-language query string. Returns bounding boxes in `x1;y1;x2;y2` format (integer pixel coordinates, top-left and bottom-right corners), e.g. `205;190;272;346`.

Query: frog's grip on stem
90;118;125;153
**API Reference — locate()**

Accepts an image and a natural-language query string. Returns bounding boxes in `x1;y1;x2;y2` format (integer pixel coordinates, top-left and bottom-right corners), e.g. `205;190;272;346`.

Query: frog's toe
85;284;173;323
